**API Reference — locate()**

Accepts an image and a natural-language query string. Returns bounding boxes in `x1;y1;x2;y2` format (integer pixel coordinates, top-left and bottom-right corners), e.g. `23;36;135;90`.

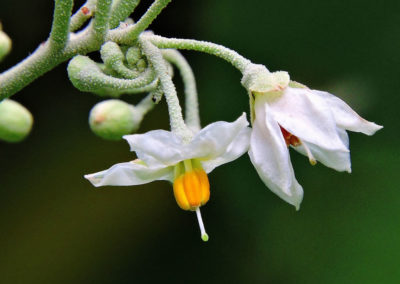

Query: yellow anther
173;174;190;210
196;169;210;206
173;161;210;211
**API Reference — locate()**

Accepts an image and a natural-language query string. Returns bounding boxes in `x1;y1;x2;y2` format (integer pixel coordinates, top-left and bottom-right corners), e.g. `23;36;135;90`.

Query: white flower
85;113;251;241
248;81;382;210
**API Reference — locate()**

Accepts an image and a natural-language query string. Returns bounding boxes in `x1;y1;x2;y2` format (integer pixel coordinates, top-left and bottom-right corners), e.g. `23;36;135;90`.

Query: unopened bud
89;99;142;140
0;99;33;142
0;29;12;61
126;46;141;68
136;58;147;72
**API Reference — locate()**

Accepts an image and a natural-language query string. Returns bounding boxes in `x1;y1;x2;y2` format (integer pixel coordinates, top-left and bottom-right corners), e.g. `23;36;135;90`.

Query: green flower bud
136;58;147;72
0;29;12;61
89;99;143;140
126;46;141;68
0;99;33;142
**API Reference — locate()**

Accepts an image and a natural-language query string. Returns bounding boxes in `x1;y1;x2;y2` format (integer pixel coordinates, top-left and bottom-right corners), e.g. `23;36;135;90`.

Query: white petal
202;126;251;173
84;161;174;187
313;90;383;135
263;87;348;151
123;130;185;167
190;113;250;161
123;114;250;167
249;101;303;209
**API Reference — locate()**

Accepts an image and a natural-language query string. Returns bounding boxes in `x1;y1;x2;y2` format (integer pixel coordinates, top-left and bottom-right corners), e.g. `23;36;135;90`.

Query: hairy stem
49;0;74;51
93;0;113;42
108;0;171;44
144;35;252;73
0;0;161;100
140;38;191;140
162;49;201;131
69;0;96;32
109;0;141;29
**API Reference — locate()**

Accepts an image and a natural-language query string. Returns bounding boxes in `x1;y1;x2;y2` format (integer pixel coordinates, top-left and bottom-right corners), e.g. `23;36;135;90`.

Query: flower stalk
144;34;252;73
49;0;74;51
162;49;201;132
140;37;192;140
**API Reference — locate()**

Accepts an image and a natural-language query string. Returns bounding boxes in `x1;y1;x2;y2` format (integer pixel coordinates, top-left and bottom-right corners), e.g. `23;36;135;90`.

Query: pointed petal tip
83;173;102;187
292;195;303;211
237;112;249;126
367;123;383;135
353;120;383;136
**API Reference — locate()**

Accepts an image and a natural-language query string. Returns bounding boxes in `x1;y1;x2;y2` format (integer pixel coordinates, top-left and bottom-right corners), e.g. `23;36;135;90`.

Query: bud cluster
67;38;175;139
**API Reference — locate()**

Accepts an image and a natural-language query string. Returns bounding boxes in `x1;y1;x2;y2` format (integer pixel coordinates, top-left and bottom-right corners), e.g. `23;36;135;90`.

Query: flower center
279;125;301;147
279;125;317;165
173;159;210;211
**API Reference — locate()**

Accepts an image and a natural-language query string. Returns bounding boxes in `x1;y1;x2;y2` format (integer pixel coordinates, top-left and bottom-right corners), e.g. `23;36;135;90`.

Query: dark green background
0;0;398;283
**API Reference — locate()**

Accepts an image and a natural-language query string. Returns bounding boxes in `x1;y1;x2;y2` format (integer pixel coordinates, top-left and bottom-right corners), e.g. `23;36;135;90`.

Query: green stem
0;0;144;100
144;35;252;73
109;0;141;29
140;38;191;140
162;49;201;131
108;0;171;45
69;0;96;32
0;29;96;101
68;55;155;92
49;0;74;51
135;93;156;117
93;0;113;42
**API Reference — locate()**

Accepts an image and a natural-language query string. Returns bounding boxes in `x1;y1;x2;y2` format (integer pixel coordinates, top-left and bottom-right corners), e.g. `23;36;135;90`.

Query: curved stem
69;0;96;32
162;49;201;132
140;38;191;140
135;93;156;117
0;28;98;101
0;0;147;100
108;0;171;45
109;0;141;29
68;55;155;92
144;35;252;73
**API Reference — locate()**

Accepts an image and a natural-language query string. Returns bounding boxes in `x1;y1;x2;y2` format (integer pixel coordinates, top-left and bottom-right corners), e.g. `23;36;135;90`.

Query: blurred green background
0;0;398;283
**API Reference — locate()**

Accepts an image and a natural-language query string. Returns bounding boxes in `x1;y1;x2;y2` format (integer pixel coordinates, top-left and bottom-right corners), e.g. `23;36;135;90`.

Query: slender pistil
301;140;317;165
195;207;208;242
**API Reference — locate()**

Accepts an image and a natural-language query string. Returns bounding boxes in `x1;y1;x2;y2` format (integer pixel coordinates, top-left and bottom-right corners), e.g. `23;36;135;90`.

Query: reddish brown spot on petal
279;125;301;147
